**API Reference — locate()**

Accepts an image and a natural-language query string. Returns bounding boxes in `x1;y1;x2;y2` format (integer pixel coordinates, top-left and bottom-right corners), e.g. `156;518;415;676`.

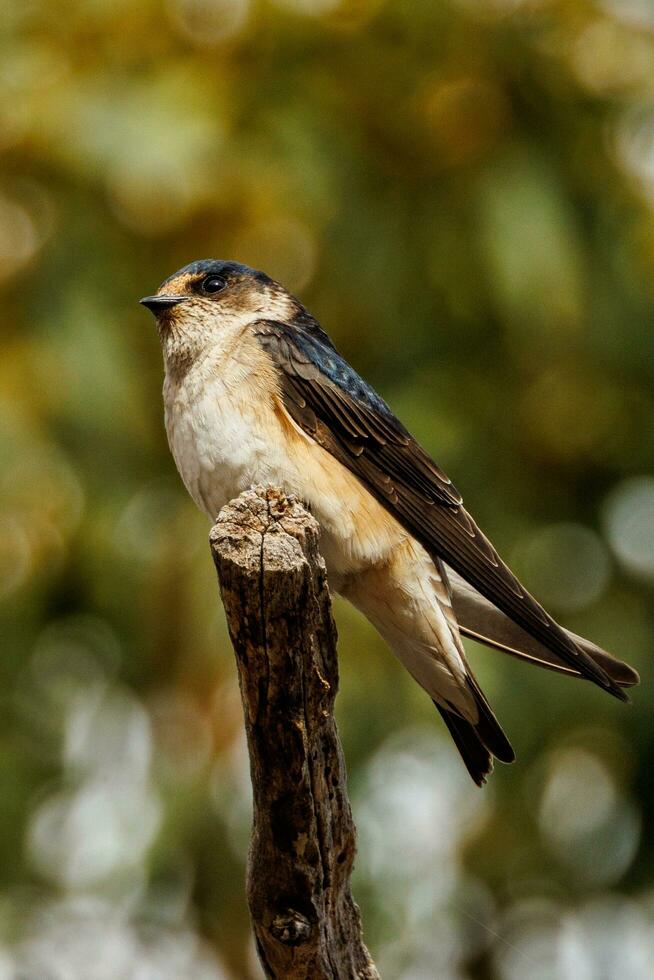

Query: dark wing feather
254;320;628;702
447;566;639;687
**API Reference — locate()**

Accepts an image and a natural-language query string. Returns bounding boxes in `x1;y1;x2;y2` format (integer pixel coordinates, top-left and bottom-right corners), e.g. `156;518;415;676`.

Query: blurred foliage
1;0;654;977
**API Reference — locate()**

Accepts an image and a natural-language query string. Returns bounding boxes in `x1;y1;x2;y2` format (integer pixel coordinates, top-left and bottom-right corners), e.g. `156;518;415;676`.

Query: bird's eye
200;275;226;294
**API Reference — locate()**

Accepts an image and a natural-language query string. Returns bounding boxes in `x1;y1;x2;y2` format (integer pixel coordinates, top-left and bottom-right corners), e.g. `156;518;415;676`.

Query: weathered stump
209;486;379;980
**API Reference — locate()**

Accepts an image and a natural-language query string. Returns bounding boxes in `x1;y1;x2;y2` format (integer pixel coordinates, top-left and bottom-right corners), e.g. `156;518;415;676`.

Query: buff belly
164;365;408;583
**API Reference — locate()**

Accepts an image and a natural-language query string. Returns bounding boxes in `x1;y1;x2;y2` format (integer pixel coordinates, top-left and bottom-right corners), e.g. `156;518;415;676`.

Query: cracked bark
210;486;380;980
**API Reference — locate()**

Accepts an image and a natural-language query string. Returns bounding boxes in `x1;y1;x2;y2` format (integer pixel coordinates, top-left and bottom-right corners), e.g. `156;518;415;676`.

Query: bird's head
140;259;296;369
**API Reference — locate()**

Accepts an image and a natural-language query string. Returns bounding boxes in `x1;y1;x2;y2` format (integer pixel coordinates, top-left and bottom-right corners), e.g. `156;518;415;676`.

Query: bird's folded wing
445;566;639;687
254;319;630;700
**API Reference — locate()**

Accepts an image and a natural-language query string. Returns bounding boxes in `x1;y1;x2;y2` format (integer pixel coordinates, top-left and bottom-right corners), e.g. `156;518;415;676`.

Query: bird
140;259;639;785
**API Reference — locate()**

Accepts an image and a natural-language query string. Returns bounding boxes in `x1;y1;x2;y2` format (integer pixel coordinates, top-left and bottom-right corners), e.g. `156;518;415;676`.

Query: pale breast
163;331;408;580
164;346;276;519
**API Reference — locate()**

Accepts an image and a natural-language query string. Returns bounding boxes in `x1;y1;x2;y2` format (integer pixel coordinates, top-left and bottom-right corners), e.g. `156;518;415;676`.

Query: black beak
139;295;190;314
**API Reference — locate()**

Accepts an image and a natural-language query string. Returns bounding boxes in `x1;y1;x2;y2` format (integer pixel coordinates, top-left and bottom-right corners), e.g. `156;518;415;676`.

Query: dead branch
210;486;379;980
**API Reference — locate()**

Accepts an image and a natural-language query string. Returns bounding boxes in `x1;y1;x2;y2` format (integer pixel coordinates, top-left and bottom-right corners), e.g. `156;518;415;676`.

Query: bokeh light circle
603;476;654;580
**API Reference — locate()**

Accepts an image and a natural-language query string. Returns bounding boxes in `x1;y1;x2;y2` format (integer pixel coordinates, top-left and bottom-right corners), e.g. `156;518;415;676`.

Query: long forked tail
436;705;493;786
340;540;519;785
435;676;515;786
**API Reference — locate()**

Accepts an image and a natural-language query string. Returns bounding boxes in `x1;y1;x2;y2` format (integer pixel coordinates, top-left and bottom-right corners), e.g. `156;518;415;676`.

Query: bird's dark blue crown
161;259;271;289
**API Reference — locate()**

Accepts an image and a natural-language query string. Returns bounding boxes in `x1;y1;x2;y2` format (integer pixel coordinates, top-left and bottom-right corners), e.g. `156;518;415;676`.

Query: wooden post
209;486;380;980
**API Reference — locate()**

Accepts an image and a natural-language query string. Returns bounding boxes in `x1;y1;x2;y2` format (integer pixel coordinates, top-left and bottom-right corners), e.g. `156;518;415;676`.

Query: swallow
141;260;639;785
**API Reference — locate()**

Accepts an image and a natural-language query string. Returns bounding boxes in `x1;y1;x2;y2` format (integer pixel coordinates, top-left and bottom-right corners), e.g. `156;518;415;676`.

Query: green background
1;0;654;976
